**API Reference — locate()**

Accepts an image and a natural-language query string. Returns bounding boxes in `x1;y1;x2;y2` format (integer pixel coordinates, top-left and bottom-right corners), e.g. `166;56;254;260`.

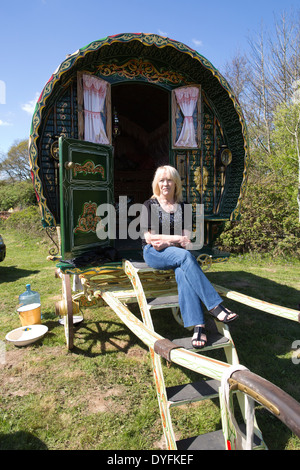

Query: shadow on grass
207;269;300;311
46;314;146;359
73;319;144;358
0;265;40;283
0;431;48;450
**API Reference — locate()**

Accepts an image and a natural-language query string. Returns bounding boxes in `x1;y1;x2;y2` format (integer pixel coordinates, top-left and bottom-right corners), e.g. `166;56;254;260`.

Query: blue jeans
143;244;222;328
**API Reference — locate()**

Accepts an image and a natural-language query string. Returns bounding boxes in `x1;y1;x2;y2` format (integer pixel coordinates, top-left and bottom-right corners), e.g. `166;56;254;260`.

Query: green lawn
0;227;300;450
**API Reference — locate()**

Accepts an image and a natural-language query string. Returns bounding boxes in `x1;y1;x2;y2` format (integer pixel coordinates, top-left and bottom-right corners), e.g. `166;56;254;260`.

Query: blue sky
0;0;298;155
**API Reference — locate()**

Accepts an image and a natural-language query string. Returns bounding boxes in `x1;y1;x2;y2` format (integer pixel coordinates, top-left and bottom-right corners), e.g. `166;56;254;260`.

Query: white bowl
6;324;48;347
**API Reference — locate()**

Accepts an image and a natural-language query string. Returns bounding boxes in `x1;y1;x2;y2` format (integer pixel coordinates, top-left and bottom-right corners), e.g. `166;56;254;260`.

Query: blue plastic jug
19;284;40;306
19;284;42;319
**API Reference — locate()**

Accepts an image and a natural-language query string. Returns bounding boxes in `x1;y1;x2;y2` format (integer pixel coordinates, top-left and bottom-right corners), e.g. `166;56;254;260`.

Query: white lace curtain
83;74;109;144
174;86;199;148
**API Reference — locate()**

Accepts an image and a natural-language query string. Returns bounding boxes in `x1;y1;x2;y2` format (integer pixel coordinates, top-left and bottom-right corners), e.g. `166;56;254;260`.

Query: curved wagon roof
29;32;249;228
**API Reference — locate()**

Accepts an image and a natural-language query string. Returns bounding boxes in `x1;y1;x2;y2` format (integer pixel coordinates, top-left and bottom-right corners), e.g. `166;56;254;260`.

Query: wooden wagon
29;33;300;450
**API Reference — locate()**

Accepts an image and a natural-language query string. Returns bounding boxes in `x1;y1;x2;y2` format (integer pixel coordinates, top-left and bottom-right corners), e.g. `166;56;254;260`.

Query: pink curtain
83;75;109;144
174;86;199;148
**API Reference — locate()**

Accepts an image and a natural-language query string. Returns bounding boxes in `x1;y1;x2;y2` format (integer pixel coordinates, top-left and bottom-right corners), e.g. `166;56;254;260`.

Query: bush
4;205;43;237
0;180;36;211
217;182;300;259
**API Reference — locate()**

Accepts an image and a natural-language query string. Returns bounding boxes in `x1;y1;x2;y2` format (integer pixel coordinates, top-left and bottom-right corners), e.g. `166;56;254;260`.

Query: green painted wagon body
29;33;248;261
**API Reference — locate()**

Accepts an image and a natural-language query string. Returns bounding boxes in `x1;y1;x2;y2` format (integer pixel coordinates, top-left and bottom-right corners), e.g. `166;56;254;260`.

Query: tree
0;139;31;181
269;10;300;105
219;8;300;257
223;11;300;167
223;52;251;105
273;100;300;220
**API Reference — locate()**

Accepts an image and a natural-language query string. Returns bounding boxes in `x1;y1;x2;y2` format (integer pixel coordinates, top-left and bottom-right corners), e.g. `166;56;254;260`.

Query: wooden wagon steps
176;425;263;451
163;374;263;450
122;261;265;450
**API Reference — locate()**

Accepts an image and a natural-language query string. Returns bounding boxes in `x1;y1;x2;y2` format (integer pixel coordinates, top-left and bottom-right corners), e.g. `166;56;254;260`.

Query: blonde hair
151;165;183;203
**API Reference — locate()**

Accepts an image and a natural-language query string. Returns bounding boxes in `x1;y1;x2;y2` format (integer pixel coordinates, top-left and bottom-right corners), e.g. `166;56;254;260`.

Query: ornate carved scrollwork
45;226;60;256
194;166;209;193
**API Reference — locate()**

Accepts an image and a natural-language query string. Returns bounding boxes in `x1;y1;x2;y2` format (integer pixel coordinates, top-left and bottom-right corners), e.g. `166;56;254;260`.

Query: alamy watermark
0;80;6;104
94;197;204;250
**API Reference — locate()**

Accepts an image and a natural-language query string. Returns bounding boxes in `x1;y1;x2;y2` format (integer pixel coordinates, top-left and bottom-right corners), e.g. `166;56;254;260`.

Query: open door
59;137;113;260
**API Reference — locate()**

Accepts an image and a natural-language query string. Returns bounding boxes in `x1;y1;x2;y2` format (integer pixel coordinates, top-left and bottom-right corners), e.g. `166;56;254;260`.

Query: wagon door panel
59;137;113;260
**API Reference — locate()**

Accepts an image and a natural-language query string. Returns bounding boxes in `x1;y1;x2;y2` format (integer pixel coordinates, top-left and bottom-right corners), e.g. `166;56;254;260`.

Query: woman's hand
179;235;191;249
147;233;191;251
151;239;169;251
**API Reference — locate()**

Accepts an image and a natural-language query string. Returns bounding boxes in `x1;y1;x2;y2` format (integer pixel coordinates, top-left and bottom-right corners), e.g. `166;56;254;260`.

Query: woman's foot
192;325;207;349
209;304;238;323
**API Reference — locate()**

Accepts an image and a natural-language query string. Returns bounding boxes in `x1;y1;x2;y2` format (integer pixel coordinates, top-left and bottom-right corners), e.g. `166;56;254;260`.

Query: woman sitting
140;165;238;349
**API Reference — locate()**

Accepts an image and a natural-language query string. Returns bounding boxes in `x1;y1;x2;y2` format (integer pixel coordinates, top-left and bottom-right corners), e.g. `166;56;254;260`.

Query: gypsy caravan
29;33;300;450
29;32;248;264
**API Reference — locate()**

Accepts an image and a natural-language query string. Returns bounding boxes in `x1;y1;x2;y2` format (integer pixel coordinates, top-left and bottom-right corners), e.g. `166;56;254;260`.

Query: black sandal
209;304;238;323
192;326;207;349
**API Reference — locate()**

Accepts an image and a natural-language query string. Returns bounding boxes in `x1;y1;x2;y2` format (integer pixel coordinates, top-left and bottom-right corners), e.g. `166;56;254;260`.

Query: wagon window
77;73;112;144
172;85;201;148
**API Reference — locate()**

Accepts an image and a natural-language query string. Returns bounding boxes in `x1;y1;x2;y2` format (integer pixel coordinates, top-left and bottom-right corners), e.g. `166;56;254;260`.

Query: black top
140;198;192;247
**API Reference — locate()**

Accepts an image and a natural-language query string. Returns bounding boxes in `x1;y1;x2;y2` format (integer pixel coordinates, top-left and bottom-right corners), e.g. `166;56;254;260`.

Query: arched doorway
112;82;170;206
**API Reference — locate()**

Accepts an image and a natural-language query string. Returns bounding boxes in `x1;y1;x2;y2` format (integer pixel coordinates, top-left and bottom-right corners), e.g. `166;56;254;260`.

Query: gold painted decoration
194;166;209;193
97;58;190;85
73;160;105;178
50;140;59;160
220;148;232;166
74;201;102;233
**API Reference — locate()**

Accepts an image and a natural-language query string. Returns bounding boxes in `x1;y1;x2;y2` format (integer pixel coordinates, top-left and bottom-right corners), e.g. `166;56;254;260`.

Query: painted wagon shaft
29;33;300;450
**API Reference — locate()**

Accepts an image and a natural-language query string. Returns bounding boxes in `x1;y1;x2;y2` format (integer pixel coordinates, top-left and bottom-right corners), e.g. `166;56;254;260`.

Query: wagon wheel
62;274;74;350
197;253;212;272
171;307;193;331
171;307;184;327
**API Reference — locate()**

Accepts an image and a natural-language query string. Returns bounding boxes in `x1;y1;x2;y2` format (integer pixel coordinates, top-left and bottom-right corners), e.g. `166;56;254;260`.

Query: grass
0;225;300;450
